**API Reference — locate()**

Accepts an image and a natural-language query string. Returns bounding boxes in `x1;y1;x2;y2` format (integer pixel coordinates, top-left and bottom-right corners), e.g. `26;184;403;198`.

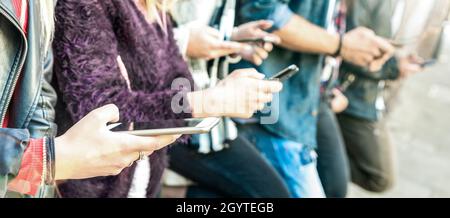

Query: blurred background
350;21;450;197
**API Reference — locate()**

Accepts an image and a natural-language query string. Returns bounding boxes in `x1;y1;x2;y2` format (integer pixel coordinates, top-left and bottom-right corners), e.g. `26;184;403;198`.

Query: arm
238;0;339;55
238;0;394;71
2;50;58;198
53;1;191;123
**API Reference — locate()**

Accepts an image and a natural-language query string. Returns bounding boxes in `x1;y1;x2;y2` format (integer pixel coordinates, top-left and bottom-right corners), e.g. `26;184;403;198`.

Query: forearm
274;14;340;55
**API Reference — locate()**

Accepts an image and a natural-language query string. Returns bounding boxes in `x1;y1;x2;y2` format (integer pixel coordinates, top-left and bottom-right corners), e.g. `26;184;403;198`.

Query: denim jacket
233;0;331;147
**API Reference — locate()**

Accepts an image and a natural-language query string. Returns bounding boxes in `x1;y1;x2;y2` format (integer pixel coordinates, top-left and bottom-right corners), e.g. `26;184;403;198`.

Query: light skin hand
341;27;396;72
186;24;249;60
231;20;281;65
398;55;424;79
54;104;179;180
330;88;349;113
187;68;283;119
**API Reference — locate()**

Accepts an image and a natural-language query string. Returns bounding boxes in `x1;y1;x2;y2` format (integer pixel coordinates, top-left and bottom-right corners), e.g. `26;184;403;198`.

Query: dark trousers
168;135;291;198
316;100;350;198
337;113;395;192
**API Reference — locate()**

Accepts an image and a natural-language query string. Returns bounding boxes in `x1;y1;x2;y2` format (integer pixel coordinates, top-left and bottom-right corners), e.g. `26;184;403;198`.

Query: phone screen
110;119;204;132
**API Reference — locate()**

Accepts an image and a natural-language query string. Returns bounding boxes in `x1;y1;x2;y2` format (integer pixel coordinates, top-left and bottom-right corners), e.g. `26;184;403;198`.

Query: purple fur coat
52;0;193;198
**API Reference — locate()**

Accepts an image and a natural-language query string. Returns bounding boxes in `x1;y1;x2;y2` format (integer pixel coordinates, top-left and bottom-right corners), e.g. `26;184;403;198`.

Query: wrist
54;135;72;180
187;91;205;118
331;33;343;57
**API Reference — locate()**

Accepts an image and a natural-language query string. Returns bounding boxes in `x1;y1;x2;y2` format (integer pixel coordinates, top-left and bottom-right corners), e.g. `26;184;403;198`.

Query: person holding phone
336;0;425;193
52;0;282;198
0;0;179;198
164;1;291;198
233;0;395;198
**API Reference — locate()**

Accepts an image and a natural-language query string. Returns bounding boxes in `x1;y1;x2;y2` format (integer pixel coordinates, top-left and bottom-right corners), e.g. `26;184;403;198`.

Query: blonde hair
39;0;54;56
142;0;174;21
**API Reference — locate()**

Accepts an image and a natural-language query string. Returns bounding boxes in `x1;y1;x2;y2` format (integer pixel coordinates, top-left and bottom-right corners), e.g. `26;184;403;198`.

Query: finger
260;80;283;93
213;41;246;51
153;135;180;150
368;44;383;58
208;48;242;59
88;104;120;125
263;42;274;52
254;46;269;60
255;20;274;30
360;53;375;66
256;92;273;104
126;134;179;152
256;103;266;111
374;36;396;55
263;35;281;44
231;68;266;79
250;53;263;66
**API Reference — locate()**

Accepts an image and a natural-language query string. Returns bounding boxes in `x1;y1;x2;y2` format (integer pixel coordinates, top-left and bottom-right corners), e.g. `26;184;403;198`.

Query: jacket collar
0;0;24;32
0;0;17;19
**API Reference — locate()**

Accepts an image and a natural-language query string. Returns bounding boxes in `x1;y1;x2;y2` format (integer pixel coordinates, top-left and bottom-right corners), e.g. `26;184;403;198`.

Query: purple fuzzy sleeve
53;0;192;123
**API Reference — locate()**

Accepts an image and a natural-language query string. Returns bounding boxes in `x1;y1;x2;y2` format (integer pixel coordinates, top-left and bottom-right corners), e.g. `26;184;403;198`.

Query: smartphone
420;59;437;68
109;117;221;136
235;37;278;44
269;64;300;82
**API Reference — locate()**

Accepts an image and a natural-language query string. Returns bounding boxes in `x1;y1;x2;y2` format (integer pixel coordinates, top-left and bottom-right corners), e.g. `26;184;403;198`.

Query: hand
186;23;248;60
330;88;349;113
341;27;395;72
187;69;283;118
398;55;424;79
54;104;180;180
231;20;281;65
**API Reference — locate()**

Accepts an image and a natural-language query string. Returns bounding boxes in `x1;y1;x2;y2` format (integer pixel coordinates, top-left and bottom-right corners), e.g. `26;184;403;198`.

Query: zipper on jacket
0;6;28;127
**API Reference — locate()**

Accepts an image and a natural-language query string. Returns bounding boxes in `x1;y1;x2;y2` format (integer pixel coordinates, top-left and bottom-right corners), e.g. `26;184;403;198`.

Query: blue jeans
238;123;325;198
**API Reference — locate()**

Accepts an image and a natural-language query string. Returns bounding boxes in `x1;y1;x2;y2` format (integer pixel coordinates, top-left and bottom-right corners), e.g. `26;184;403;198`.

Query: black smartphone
269;64;300;82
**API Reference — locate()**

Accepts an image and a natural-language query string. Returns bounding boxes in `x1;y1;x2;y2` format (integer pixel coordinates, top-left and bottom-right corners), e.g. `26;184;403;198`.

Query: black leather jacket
0;0;57;198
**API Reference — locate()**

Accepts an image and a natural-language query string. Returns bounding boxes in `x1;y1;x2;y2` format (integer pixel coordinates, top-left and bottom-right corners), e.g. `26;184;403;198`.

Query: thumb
231;68;266;80
255;20;274;30
88;104;120;126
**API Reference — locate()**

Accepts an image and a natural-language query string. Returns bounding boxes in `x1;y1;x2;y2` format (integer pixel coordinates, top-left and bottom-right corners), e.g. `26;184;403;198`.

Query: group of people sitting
1;0;447;198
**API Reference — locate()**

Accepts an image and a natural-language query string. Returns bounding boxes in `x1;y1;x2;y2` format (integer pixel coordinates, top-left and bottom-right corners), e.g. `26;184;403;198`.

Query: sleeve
340;57;400;81
53;0;191;123
6;138;44;196
0;127;53;197
237;0;294;31
28;51;58;138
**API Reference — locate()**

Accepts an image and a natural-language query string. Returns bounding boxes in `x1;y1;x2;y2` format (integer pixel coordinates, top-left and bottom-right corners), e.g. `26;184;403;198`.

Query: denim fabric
238;123;325;198
233;0;331;147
